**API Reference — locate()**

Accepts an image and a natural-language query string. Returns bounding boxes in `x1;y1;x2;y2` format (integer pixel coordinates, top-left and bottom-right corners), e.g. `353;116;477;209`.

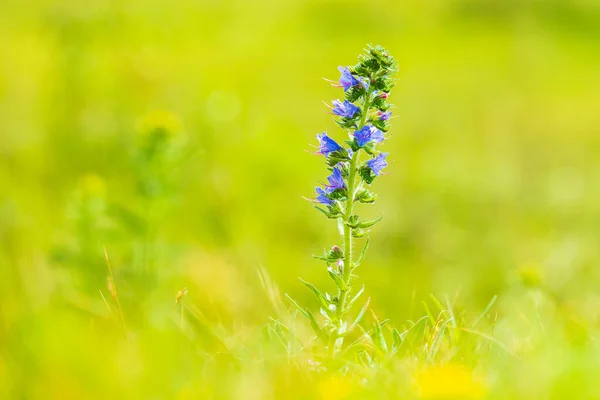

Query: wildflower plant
285;45;398;364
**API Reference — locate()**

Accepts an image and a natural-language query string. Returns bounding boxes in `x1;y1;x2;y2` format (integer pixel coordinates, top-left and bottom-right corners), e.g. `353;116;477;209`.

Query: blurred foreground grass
1;0;600;398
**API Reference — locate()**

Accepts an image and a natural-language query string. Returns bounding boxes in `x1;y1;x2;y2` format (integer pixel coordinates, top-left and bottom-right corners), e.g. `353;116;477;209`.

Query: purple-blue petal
316;187;333;205
352;125;385;147
332;99;359;118
317;133;343;156
325;167;345;192
369;127;385;143
338;66;359;92
379;111;392;121
367;153;389;176
353;126;372;147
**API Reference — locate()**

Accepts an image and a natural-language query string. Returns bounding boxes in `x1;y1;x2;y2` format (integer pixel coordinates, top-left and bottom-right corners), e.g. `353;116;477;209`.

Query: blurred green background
1;0;600;398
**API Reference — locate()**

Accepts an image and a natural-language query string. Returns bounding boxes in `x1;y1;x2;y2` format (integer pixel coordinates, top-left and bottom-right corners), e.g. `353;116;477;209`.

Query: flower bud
330;246;344;259
346;214;360;228
355;188;377;204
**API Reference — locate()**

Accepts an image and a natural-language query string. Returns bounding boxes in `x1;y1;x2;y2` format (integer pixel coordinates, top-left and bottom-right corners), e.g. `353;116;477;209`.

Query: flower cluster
315;46;396;211
286;45;398;361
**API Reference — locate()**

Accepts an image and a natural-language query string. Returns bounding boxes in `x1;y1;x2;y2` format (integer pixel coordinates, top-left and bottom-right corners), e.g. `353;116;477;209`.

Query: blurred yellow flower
415;364;486;399
318;376;354;400
136;110;183;138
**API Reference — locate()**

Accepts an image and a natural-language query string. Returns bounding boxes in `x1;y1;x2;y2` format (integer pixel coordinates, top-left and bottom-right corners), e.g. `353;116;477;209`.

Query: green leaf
357;350;373;368
346;285;365;312
371;118;389;132
285;294;310;320
354;238;370;268
371;94;391;112
326;148;351;166
313;206;334;219
305;308;328;343
347;138;360;153
473;295;498;328
327;268;348;291
345;85;366;103
348;297;370;333
285;294;327;343
428;318;453;361
358;166;375;184
370;311;388;354
300;278;332;314
345;214;360;228
328;188;348;201
358;215;383;229
355;188;377;204
352;228;367;238
391;328;402;357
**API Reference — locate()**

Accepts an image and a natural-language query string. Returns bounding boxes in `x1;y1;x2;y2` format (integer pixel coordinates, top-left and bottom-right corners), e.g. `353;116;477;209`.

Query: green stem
328;84;374;358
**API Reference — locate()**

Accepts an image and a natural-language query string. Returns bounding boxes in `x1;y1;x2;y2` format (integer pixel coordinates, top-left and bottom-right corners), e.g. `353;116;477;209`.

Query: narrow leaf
391;327;402;357
348;297;371;333
300;278;331;314
313;206;333;218
337;218;345;235
371;310;388;354
305;308;328;343
328;268;348;291
285;294;309;320
358;215;383;229
354;238;370;268
358;350;373;368
352;229;367;238
473;295;497;328
345;285;365;312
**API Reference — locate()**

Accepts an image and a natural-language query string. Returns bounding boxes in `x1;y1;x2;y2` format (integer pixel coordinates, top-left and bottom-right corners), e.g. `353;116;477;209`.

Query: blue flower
378;111;392;121
370;127;385;143
325;167;345;193
317;133;343;156
353;126;385;147
367;153;388;176
332;100;360;118
338;67;359;92
315;187;333;205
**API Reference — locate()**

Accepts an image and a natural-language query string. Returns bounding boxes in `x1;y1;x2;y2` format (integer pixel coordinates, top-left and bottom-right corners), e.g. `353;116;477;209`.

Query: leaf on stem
285;294;328;343
358;215;383;229
300;278;333;314
327;267;348;291
370;310;388;354
354;238;370;268
347;297;371;333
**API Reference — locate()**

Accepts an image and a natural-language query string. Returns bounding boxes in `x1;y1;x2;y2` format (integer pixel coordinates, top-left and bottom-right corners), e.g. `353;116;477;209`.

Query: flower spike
288;45;398;362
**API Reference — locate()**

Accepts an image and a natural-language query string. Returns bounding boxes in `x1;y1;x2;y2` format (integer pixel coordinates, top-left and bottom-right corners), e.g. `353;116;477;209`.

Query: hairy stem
328;84;374;358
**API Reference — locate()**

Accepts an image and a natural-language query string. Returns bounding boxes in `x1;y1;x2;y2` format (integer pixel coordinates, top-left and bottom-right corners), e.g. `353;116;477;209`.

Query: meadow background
1;0;600;398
